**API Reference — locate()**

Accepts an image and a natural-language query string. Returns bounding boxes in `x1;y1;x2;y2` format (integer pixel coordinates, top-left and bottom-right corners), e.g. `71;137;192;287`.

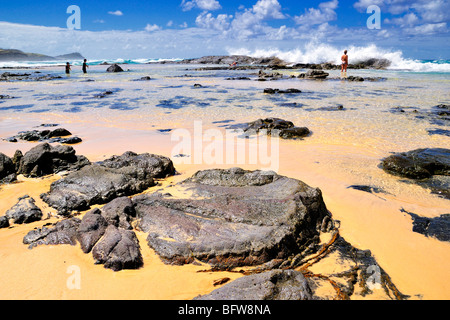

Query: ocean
0;54;449;299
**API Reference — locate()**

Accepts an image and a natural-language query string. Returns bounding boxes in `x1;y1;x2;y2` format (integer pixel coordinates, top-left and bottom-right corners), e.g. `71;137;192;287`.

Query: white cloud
405;22;447;35
144;24;161;32
385;12;420;27
294;0;338;25
412;0;450;23
181;0;221;11
167;20;174;27
252;0;285;20
192;0;286;40
108;10;124;16
354;0;385;12
195;12;232;31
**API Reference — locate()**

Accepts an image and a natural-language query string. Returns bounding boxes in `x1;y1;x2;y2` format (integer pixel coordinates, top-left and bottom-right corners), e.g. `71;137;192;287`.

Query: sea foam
227;43;450;73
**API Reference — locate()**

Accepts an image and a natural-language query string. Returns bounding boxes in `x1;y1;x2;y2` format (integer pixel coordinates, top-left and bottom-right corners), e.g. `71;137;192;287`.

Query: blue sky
0;0;449;60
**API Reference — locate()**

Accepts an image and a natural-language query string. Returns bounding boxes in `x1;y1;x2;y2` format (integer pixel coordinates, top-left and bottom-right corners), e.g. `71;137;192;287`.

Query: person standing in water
341;50;348;78
65;62;71;76
82;59;88;74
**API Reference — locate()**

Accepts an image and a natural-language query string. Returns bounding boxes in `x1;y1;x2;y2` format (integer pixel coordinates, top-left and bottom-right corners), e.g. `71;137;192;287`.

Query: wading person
65;62;71;76
341;50;348;78
82;59;88;74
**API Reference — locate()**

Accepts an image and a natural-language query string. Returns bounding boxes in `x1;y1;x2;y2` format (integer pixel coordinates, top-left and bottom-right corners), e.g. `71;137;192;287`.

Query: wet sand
0;64;449;300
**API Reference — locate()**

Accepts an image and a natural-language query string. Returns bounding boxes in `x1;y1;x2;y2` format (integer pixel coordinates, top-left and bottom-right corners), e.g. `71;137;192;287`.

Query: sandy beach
0;63;449;300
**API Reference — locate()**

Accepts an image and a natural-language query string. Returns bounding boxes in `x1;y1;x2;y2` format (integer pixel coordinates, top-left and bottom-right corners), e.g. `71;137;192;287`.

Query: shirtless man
341;50;348;78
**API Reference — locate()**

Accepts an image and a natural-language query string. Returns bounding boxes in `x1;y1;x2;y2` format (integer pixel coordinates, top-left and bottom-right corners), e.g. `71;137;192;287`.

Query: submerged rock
263;88;301;94
304;70;329;79
134;168;333;268
17;143;90;178
403;209;450;242
244;118;310;139
381;148;450;179
6;128;82;145
106;64;124;72
41;152;176;215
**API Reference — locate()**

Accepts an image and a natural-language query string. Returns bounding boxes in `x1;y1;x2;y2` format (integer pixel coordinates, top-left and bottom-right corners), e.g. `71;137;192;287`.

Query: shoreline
0;62;449;300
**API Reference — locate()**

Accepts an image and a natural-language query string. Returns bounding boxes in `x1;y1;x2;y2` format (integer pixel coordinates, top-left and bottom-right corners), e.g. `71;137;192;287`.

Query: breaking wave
227;43;450;73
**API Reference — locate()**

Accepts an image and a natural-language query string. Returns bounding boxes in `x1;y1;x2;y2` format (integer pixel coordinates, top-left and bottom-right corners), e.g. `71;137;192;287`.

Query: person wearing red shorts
341;50;348;78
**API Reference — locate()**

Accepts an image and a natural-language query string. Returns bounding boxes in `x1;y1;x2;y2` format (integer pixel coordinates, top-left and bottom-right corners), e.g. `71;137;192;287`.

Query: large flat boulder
134;168;333;268
41;152;176;216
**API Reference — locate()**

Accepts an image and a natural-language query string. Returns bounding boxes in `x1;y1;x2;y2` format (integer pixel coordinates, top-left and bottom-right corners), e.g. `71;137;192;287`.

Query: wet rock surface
5;128;82;145
106;64;124;72
381;148;450;200
381;148;449;179
41;151;176;215
402;209;450;242
244;118;311;139
263;88;301;94
0;72;63;82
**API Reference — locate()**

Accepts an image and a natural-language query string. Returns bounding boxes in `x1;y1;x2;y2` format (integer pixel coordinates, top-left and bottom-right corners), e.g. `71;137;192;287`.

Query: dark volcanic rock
7;128;82;145
0;152;17;183
17;143;90;178
305;69;329;79
5;195;43;224
0;216;9;229
23;197;143;271
101;196;136;230
41;152;176;215
402;209;450;242
106;64;124;72
195;269;314;300
23;218;81;249
196;232;409;300
76;208;108;253
244;118;310;139
92;225;143;271
263;88;301;94
381;148;450;179
134;168;332;268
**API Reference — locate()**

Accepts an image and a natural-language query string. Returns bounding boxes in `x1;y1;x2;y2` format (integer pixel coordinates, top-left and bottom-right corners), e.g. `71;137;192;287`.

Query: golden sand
0;113;449;300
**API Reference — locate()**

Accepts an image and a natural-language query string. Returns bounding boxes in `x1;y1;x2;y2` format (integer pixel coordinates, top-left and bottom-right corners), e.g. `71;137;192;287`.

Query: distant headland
0;49;84;62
